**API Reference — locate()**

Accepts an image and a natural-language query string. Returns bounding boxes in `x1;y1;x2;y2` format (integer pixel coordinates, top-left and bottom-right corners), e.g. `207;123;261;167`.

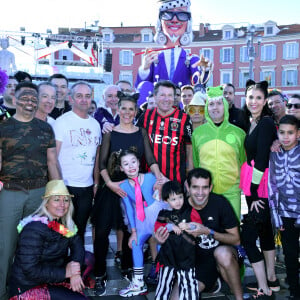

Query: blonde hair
33;196;76;232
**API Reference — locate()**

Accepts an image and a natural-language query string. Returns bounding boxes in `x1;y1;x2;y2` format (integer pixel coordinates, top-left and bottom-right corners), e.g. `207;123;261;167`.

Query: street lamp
247;25;262;80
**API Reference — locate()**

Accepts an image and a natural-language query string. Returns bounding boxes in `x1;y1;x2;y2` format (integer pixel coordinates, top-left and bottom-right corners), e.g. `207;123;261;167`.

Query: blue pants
131;231;152;268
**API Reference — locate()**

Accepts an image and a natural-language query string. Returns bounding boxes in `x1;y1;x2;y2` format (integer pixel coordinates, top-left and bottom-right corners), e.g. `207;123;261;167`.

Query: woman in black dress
92;92;165;296
239;80;278;299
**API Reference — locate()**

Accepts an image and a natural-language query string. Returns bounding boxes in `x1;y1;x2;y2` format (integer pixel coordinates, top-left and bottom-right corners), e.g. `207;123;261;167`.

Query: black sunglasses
159;11;191;22
286;103;300;109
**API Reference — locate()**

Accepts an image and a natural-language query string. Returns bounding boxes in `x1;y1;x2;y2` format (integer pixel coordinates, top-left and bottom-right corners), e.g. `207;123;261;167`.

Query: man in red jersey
137;80;193;184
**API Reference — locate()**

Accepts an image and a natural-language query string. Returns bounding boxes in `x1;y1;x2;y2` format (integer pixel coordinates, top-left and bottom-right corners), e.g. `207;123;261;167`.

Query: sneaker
119;280;147;297
94;274;107;296
267;279;280;292
114;251;122;266
252;289;274;299
145;263;158;285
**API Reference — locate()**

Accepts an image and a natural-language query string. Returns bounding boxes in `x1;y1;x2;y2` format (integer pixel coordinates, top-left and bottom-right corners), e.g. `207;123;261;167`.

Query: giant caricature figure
135;0;212;93
0;38;17;75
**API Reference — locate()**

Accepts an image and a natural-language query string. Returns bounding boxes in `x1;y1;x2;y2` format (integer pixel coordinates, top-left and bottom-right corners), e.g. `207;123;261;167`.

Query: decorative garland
17;215;77;238
48;220;77;238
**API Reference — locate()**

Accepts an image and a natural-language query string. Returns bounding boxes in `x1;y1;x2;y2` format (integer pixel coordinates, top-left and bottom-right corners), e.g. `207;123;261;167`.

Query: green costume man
192;86;246;219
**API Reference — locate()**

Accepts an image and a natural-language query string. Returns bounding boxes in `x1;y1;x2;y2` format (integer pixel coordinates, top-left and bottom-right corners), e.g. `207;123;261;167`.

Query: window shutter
270;71;275;87
261;45;265;61
230;48;234;63
119;51;123;65
283;44;287;60
260;71;263;81
207;73;213;87
295;42;299;59
272;45;276;60
130;51;133;65
210;49;214;62
282;70;286;86
239;72;243;88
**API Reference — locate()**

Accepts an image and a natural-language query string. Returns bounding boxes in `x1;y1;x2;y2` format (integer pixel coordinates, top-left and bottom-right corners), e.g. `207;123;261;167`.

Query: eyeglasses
286;103;300;109
187;106;205;115
18;96;38;104
159;11;191;22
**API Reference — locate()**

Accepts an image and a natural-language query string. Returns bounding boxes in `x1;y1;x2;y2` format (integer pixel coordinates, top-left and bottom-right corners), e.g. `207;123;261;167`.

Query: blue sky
1;0;299;34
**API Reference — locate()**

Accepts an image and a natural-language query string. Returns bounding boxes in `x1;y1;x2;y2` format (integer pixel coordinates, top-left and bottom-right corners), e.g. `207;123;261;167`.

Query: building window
261;44;276;61
200;48;214;62
220;47;234;63
141;29;153;43
119;50;133;66
282;69;298;86
225;30;231;39
220;70;232;85
266;26;273;35
240;46;249;62
143;34;150;42
239;71;250;88
260;70;275;87
104;33;111;42
119;71;133;85
283;42;299;60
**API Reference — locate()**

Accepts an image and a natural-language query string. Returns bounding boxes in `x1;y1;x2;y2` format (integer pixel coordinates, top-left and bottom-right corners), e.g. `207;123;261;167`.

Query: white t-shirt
47;116;55;127
53;111;101;187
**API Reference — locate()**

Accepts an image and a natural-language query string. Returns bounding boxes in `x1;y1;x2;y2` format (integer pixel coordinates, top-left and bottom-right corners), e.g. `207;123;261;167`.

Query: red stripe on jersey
191;208;203;224
170;109;179;181
177;112;187;182
161;116;170;178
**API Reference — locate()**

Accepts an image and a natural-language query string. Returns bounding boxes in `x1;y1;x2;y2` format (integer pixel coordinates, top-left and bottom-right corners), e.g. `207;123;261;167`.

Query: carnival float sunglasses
159;11;191;22
286;103;300;109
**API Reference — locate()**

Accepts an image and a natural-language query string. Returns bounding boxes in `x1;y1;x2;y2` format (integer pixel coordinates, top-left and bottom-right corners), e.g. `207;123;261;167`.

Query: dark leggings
241;197;275;263
93;225;132;276
281;217;300;297
67;185;94;242
48;285;87;299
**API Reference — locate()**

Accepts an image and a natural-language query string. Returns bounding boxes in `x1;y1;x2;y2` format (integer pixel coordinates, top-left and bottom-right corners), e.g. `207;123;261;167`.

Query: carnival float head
154;0;193;47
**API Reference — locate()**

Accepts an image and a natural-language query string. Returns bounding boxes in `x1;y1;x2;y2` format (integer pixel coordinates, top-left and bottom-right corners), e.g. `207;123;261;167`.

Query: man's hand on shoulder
102;122;115;134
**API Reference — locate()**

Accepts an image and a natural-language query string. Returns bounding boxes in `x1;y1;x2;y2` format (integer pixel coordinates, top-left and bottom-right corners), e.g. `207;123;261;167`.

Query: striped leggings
155;266;199;300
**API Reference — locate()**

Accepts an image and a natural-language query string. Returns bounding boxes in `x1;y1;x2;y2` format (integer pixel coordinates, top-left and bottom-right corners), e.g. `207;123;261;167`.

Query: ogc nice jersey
137;107;192;183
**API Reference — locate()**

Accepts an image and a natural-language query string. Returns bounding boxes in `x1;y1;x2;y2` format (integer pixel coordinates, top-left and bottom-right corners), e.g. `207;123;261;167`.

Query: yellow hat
43;180;73;199
189;91;207;106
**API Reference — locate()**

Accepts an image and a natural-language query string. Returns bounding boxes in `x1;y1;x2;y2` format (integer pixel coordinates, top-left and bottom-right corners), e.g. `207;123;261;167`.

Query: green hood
204;86;229;128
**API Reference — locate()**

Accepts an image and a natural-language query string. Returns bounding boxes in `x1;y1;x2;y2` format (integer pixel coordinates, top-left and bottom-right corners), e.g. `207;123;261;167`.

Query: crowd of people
0;0;299;299
0;67;299;300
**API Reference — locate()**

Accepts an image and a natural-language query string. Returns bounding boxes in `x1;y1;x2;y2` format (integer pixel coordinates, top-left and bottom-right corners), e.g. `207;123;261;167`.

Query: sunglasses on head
159;11;191;22
286;103;300;109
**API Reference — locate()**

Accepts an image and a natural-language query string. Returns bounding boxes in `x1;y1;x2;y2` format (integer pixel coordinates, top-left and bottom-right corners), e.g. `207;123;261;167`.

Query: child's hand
128;231;137;249
173;225;182;235
178;221;189;231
